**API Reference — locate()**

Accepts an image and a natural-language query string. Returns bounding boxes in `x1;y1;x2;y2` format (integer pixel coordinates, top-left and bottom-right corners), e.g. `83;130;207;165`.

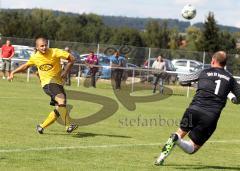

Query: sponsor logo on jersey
39;64;53;71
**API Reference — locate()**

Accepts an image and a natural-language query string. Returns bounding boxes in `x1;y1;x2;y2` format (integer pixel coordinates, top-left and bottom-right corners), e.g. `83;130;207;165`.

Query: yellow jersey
26;48;70;87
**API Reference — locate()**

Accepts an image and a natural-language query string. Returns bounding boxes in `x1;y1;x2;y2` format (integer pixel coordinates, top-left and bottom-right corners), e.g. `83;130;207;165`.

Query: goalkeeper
8;37;78;134
155;51;240;165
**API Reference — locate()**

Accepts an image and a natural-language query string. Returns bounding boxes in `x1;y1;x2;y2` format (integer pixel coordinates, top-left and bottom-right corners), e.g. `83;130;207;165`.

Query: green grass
0;75;239;171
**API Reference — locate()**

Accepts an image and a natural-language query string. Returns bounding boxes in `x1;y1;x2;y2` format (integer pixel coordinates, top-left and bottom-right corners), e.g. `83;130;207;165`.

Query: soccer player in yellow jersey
8;37;78;134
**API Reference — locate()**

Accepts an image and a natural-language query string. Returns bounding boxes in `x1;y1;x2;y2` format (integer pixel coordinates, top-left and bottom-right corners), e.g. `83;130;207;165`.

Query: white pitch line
0;143;160;153
0;140;240;153
209;139;240;143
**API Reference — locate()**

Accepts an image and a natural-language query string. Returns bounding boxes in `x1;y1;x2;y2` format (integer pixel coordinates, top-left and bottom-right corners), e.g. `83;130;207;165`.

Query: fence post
97;43;100;56
47;39;50;48
202;51;206;68
187;86;190;98
27;68;30;82
147;48;151;82
131;68;135;93
77;65;81;87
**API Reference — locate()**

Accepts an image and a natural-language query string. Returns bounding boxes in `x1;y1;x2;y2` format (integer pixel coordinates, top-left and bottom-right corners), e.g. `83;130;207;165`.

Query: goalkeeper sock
40;111;58;128
57;106;70;127
176;138;195;154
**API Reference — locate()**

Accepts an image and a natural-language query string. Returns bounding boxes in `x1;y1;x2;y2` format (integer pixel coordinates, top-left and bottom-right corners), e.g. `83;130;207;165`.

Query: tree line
0;9;239;74
0;9;239;51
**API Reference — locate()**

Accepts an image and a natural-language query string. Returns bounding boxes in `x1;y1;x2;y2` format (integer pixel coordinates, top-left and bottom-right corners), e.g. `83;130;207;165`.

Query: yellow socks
40;106;70;130
40;111;58;128
57;106;70;127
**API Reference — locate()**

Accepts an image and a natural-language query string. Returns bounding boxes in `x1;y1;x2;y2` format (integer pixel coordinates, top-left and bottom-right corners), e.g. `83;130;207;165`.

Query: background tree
110;27;144;47
185;26;202;51
143;20;170;49
199;12;220;52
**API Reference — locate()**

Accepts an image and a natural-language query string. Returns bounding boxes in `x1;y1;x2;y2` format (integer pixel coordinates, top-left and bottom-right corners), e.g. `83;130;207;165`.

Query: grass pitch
0;75;239;171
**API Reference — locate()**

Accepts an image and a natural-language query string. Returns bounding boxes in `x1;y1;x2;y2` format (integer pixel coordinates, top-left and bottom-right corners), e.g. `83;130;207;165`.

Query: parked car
195;63;211;70
11;49;31;69
171;59;203;73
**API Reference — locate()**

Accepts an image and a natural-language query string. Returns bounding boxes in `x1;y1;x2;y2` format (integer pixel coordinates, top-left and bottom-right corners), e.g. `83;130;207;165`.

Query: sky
1;0;240;28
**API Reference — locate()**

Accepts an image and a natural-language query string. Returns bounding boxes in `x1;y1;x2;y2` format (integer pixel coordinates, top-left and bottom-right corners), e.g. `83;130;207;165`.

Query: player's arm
230;79;240;104
61;53;75;79
8;63;31;81
227;92;238;104
179;69;202;86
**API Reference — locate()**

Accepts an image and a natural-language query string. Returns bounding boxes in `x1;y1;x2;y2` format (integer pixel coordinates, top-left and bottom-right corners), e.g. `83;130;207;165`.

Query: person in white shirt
152;56;166;94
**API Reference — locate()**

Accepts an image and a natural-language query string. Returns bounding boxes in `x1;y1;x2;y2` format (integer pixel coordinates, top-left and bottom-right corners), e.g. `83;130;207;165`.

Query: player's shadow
73;132;132;139
166;164;240;170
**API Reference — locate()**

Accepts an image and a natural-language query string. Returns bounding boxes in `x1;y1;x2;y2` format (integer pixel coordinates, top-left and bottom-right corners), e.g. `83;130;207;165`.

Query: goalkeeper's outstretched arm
178;70;202;86
231;79;240;104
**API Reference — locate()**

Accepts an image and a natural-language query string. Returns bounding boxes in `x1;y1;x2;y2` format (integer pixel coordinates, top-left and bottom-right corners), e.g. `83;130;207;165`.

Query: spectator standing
85;51;99;88
1;39;15;79
152;56;166;94
110;51;126;90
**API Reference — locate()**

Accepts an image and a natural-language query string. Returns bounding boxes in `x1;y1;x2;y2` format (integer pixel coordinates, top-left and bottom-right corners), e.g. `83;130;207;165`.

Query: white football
181;4;196;20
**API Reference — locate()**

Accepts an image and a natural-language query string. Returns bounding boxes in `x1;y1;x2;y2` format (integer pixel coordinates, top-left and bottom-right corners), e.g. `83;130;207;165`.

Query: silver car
171;59;203;73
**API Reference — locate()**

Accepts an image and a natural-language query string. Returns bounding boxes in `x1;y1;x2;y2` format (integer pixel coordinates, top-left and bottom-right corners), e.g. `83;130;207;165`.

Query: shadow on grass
44;132;72;136
171;93;185;96
73;132;132;139
164;164;240;170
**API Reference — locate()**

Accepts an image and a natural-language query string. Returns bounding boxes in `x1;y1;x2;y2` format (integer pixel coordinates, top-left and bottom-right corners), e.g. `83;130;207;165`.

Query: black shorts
43;83;66;106
180;108;219;146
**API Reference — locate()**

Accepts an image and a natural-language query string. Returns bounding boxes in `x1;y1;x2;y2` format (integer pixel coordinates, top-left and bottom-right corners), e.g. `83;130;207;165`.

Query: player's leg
36;84;60;134
37;109;60;134
55;93;69;127
175;128;200;154
154;133;180;165
38;84;77;134
54;92;78;133
154;108;193;165
178;109;218;155
175;109;219;155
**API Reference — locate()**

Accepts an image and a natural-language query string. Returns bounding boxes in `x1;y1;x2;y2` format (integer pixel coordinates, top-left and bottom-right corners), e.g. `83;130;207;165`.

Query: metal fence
0;36;240;97
1;36;240;72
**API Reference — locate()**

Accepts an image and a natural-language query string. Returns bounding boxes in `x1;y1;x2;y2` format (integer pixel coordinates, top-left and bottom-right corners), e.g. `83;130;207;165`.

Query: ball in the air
181;4;196;20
